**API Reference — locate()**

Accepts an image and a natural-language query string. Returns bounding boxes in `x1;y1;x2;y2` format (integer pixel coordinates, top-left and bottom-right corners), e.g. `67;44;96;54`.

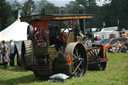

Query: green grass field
0;53;128;85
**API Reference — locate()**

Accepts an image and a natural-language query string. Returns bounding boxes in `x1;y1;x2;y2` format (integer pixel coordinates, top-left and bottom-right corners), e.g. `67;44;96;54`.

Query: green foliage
0;53;128;85
1;0;128;31
22;0;35;16
0;0;16;31
7;16;15;27
76;0;96;7
65;1;82;14
36;0;59;14
76;0;97;13
11;1;22;11
0;18;2;30
95;0;128;29
110;0;128;29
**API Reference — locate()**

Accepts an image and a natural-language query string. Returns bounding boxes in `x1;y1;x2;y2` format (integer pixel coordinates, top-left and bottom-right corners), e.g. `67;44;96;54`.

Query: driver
55;28;69;51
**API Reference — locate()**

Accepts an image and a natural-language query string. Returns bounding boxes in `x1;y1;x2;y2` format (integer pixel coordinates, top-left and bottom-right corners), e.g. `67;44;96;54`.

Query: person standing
1;40;10;69
109;33;115;39
0;42;2;62
121;32;126;37
9;40;15;66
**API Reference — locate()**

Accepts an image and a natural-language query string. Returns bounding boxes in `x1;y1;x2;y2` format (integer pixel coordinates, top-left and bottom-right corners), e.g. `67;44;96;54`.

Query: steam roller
20;14;109;79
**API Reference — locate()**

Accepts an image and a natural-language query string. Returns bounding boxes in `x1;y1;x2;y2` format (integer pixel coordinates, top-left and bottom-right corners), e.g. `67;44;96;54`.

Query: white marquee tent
0;18;29;41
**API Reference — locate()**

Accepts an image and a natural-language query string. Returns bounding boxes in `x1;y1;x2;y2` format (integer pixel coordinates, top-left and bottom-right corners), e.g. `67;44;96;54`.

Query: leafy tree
11;1;22;10
75;0;97;14
22;0;35;16
42;2;59;14
110;0;128;29
0;18;2;29
7;16;15;26
59;7;68;14
36;0;59;14
0;0;15;31
97;0;128;30
76;0;97;7
65;1;84;14
11;1;22;19
70;0;99;29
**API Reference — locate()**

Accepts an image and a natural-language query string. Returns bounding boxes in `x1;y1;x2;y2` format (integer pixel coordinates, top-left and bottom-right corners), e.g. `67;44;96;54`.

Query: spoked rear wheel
87;48;107;70
65;43;87;77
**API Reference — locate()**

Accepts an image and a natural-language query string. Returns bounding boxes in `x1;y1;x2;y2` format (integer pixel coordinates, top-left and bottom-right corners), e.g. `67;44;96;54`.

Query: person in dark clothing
74;26;80;41
122;40;128;52
0;42;2;62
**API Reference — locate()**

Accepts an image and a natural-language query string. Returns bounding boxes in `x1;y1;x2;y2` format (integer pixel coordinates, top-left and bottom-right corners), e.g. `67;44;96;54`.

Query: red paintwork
33;21;49;47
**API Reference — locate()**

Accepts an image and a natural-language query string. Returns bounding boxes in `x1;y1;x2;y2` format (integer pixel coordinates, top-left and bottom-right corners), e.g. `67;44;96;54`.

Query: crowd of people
109;32;128;53
109;40;122;53
109;40;128;53
0;40;18;69
93;31;128;53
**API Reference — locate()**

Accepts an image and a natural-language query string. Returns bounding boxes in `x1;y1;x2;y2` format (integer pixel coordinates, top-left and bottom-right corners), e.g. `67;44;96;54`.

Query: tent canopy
0;19;28;41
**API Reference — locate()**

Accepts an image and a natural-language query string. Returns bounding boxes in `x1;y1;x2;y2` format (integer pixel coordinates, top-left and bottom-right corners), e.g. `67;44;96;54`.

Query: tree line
0;0;128;31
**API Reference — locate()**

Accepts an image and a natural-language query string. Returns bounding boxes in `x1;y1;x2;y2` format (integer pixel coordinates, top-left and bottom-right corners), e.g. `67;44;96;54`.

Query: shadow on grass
0;74;44;85
0;66;30;72
8;66;27;72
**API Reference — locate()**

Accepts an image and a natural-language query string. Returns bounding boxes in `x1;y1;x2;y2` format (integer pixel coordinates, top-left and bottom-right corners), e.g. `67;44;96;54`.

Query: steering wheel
58;32;68;41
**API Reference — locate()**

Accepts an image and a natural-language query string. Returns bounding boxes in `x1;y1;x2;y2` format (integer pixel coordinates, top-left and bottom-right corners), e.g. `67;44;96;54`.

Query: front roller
21;40;34;70
65;42;87;77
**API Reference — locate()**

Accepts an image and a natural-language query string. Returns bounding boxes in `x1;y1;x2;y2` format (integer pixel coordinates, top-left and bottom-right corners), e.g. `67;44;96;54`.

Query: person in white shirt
9;40;15;66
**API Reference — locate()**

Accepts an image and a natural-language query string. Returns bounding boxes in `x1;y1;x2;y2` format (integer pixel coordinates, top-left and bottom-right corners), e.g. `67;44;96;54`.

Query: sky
6;0;111;7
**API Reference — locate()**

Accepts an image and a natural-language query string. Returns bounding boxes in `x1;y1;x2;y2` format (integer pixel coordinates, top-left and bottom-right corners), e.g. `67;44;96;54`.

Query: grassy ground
0;53;128;85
